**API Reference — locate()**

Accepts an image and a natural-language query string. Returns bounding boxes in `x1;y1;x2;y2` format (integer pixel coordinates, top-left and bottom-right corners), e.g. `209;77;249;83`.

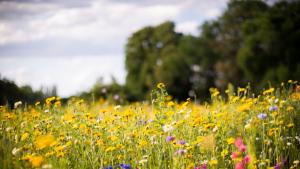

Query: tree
0;77;48;107
125;21;188;100
201;1;268;89
237;0;300;87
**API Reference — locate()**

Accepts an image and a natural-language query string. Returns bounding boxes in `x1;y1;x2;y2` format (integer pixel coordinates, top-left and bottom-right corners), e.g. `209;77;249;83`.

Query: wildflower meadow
0;81;299;169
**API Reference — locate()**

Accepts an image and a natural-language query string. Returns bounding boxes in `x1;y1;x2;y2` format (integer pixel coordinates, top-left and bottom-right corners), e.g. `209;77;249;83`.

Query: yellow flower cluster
0;82;299;168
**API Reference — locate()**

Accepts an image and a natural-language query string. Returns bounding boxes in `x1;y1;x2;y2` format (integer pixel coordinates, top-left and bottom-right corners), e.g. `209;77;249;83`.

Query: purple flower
269;106;278;111
274;158;287;169
166;136;175;142
257;113;267;120
113;94;120;100
274;164;281;169
178;140;186;145
200;164;207;169
119;164;131;169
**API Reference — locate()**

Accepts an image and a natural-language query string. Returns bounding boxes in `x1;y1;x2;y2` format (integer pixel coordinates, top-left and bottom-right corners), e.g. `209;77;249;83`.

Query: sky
0;0;228;97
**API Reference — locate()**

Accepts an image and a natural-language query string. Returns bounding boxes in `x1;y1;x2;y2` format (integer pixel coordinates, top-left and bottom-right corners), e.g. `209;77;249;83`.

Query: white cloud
182;0;228;19
0;55;125;97
0;0;228;96
176;21;199;35
0;0;183;45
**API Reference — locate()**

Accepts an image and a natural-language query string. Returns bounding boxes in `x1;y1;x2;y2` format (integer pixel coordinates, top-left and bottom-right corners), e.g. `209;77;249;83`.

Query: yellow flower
186;162;194;169
221;149;229;157
62;113;75;122
167;101;175;107
238;87;247;93
237;102;252;112
166;111;175;117
28;155;44;167
210;88;220;97
46;96;56;105
287;123;294;128
157;82;165;89
35;134;55;150
105;146;116;152
108;135;118;141
56;152;65;158
263;88;274;95
227;137;235;145
287;106;294;111
209;159;218;165
45;151;55;157
138;140;148;148
21;132;29;141
96;139;104;146
54;145;65;152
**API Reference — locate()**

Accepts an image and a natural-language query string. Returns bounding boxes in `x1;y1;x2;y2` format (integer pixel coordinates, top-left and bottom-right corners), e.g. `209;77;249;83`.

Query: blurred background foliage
124;0;300;101
0;76;57;107
1;0;300;105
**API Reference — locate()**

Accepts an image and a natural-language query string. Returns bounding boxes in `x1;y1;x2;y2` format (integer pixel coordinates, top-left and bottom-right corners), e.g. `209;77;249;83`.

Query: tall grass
0;81;299;169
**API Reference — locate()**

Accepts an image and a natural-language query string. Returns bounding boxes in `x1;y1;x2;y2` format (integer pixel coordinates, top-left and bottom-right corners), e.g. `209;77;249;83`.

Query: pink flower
243;155;250;164
175;149;187;156
234;138;244;148
238;144;247;152
234;137;247;152
235;162;245;169
231;151;239;159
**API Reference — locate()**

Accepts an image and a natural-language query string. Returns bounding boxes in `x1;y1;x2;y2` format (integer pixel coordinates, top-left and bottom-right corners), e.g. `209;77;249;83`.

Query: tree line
0;76;57;107
124;0;300;101
1;0;300;105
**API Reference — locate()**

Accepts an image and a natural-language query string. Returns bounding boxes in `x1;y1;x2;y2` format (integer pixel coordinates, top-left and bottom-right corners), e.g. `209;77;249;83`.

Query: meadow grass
0;81;299;169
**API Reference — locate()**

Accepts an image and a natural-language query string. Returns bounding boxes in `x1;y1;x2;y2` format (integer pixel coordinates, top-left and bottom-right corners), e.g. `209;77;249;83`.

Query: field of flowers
0;81;299;169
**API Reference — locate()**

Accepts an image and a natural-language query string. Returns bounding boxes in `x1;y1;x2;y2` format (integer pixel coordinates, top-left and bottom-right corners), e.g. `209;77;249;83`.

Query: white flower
162;124;174;132
245;123;251;129
213;126;218;132
6;127;13;132
14;101;22;109
42;164;53;169
295;136;300;142
12;147;21;156
138;159;148;164
150;135;158;144
114;105;121;110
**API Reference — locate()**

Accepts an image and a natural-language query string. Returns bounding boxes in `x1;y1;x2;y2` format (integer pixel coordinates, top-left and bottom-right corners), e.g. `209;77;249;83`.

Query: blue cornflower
257;113;267;120
269;105;278;111
166;136;175;142
119;164;131;169
178;140;186;145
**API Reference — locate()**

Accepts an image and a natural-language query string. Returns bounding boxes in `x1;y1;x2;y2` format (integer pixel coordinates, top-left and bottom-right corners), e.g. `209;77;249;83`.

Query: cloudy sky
0;0;228;97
